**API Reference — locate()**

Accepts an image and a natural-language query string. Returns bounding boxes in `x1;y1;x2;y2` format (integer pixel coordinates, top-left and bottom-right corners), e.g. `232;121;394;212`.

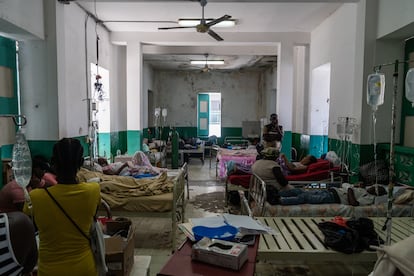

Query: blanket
77;168;175;208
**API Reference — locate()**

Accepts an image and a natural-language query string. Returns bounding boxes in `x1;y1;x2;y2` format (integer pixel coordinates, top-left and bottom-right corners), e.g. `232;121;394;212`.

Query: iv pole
371;59;409;245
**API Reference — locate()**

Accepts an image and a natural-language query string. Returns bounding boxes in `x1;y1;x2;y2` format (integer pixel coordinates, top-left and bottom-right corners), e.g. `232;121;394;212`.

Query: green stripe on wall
127;130;142;155
98;133;111;159
309;135;328;158
111;130;128;157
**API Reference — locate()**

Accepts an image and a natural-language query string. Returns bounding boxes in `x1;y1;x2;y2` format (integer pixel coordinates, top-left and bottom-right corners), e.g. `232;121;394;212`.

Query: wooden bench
256;217;414;263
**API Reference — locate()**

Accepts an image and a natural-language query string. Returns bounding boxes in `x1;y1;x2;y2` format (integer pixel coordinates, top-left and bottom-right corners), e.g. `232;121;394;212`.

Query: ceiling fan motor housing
196;24;209;33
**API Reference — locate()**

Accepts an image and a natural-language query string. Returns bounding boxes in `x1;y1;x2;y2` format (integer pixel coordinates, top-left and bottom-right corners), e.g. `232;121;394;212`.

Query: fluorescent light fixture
191;60;224;65
178;19;236;28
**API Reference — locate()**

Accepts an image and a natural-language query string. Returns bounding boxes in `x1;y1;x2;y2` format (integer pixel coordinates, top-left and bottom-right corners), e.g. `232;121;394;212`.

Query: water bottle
405;68;414;107
12;129;32;189
116;149;121;156
367;72;385;110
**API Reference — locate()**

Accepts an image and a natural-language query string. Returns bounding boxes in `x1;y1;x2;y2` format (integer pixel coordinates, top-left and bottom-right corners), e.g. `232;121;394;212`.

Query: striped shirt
0;213;23;276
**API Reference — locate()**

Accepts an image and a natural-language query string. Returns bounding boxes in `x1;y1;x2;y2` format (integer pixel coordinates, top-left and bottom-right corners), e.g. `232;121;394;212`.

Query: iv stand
372;59;405;245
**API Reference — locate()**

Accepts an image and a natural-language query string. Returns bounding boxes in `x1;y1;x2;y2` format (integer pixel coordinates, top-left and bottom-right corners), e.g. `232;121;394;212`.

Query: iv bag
367;72;385;110
405;68;414;107
12;129;32;189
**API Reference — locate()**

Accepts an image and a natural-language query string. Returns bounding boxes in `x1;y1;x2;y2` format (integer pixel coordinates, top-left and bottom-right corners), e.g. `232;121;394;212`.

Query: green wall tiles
309;135;328;158
126;130;141;155
0;144;13;159
219;127;242;145
0;36;18;121
28;140;57;160
111;130;128;157
359;144;375;165
175;127;198;140
280;131;292;159
377;144;414;186
0;37;16;68
98;132;111;159
400;38;414;143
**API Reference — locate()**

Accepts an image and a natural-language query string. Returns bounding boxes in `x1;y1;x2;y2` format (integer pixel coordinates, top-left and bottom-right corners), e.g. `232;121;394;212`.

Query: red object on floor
157;237;259;276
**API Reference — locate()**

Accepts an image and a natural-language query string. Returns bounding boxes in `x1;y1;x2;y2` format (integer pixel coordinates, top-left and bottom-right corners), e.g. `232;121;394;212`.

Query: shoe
347;188;359;206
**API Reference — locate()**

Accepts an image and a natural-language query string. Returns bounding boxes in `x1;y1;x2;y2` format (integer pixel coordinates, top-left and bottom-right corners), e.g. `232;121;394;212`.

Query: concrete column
126;42;143;153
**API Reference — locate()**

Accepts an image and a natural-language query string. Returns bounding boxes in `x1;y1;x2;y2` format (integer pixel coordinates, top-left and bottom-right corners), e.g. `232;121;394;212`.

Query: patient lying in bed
77;167;175;209
96;151;166;178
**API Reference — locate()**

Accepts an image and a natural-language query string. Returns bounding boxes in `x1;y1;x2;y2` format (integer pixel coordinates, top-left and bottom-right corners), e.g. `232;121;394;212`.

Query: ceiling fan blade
206;15;232;27
207;29;224;41
158;26;195;30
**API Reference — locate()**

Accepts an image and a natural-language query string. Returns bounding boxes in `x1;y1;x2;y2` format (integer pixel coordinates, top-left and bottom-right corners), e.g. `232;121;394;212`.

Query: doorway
197;93;221;137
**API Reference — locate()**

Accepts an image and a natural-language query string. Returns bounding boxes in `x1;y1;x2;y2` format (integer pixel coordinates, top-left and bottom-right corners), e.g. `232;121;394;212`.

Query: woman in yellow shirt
25;138;101;276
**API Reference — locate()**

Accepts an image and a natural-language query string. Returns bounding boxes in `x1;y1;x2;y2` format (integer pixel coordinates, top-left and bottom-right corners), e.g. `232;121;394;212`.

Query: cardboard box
191;238;248;270
105;224;135;276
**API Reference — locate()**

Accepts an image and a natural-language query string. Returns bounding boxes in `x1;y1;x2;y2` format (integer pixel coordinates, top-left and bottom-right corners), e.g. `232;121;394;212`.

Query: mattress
104;192;173;212
251;201;414;217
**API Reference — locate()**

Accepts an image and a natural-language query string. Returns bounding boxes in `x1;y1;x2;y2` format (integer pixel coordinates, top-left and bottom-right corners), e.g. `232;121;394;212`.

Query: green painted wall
98;132;111;159
377;144;414;186
110;130;128;157
126;130;142;155
400;37;414;143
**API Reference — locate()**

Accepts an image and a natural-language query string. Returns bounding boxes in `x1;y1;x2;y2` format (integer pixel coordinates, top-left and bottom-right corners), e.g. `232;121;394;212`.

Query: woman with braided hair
24;138;101;276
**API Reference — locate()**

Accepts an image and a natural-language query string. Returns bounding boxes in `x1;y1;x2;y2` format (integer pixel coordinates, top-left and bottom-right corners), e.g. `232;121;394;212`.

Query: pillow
307;159;330;173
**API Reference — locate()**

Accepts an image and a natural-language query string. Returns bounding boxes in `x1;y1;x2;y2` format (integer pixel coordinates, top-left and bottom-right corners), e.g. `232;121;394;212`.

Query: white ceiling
73;0;359;71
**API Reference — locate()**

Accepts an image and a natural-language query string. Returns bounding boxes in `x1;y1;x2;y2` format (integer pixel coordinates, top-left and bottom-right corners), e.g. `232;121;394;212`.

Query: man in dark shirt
262;113;283;149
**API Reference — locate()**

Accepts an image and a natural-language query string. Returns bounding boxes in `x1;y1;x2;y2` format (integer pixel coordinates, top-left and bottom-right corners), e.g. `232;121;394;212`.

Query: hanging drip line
0;114;27;127
372;111;380;191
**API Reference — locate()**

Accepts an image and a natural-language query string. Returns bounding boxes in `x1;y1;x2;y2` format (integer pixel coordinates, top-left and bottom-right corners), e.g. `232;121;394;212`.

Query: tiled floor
133;158;223;275
130;157;375;276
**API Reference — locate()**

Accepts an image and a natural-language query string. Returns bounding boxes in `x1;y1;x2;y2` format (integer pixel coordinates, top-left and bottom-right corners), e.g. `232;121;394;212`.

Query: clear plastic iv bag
405;68;414;107
12;128;32;189
367;72;385;110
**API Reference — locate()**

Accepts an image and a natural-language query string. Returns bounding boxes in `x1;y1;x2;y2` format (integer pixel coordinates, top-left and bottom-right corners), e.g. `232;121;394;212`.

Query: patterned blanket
77;168;175;208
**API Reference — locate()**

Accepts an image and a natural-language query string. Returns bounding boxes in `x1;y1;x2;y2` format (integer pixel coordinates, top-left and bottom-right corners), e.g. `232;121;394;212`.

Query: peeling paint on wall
151;68;277;128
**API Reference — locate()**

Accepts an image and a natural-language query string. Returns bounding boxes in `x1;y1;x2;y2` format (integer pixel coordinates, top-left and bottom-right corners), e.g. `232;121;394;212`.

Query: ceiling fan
158;0;231;41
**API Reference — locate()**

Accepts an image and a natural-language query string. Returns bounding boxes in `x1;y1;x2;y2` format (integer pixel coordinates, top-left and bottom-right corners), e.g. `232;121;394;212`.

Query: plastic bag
325;151;340;166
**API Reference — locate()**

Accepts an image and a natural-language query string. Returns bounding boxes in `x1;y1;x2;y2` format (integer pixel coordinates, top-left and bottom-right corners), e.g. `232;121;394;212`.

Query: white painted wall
292;45;308;134
19;2;127;140
142;62;154;129
0;0;44;40
377;0;414;39
19;1;58;140
310;3;362;143
310;63;330;136
126;42;142;131
359;0;405;145
109;45;127;133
